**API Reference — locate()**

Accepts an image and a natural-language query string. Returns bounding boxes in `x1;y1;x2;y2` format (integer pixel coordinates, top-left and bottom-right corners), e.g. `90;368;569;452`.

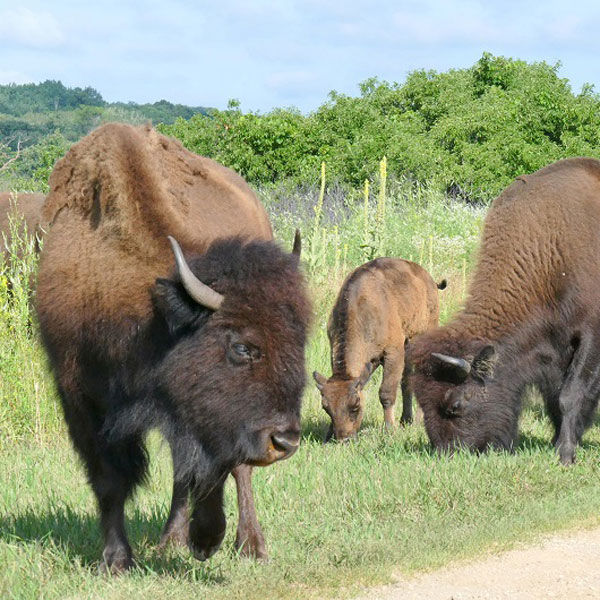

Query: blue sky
1;0;599;113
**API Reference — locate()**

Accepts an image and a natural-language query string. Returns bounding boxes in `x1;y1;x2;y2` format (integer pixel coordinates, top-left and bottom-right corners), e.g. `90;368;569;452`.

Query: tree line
0;80;209;150
160;53;600;200
3;54;600;199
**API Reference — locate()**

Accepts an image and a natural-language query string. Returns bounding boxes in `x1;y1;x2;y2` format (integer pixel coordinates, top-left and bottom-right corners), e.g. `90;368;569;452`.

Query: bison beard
409;157;600;465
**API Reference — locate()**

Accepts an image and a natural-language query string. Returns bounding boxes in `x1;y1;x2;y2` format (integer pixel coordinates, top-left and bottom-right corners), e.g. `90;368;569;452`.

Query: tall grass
0;204;59;447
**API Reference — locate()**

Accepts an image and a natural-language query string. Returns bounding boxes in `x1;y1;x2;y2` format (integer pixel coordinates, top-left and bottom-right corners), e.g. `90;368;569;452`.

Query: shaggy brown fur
41;123;272;326
409;157;600;464
0;191;46;254
314;257;445;441
36;123;310;571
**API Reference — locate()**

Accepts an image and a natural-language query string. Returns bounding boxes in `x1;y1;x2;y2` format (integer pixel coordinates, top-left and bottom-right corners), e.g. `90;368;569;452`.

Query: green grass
2;182;600;599
3;407;600;600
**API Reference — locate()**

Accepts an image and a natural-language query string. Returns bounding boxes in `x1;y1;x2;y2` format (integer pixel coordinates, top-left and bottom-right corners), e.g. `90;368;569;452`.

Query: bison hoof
557;442;576;466
559;452;576;466
159;523;189;549
235;531;268;561
189;529;225;561
99;547;133;575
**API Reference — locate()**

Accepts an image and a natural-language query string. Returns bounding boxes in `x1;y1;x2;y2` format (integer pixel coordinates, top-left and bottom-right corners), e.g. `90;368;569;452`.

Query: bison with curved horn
409;157;600;465
36;123;311;572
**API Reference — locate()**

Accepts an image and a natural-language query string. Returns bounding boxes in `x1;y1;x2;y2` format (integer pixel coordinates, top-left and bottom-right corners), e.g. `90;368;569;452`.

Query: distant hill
0;80;211;149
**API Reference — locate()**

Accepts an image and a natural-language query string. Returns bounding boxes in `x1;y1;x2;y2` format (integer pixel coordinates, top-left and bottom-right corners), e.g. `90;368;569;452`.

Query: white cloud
0;69;34;85
0;7;65;48
393;2;511;44
391;0;590;46
543;15;582;42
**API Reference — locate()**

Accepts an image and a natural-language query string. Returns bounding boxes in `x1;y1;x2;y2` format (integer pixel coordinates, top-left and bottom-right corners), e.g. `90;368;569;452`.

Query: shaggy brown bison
313;257;446;441
36;123;311;572
0;191;46;254
409;157;600;465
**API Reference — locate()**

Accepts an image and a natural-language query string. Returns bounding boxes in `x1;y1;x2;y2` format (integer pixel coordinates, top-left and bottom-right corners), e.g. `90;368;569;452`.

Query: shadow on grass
300;417;329;443
518;431;600;454
0;506;227;583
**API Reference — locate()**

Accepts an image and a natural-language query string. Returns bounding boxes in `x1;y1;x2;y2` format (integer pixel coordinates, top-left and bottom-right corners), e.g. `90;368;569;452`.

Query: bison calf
313;257;445;441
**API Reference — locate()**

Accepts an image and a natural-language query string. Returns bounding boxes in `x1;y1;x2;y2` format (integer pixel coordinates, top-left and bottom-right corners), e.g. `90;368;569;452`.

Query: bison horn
168;236;224;311
431;353;471;379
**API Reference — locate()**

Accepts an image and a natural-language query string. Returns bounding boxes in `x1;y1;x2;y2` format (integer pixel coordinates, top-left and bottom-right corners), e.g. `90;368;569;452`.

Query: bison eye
233;343;251;358
227;341;262;365
226;333;262;365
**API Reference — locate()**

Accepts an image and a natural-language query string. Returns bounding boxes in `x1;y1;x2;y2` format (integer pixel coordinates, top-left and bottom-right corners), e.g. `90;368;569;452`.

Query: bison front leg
188;478;227;561
232;464;268;560
159;478;190;548
555;330;600;465
92;435;148;574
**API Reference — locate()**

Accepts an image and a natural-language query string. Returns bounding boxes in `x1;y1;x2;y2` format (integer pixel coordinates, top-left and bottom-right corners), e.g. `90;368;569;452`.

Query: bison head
409;336;519;453
152;236;310;475
313;363;374;442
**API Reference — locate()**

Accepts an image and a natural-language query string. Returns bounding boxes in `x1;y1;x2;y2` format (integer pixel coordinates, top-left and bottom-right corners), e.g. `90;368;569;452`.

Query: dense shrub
160;53;600;200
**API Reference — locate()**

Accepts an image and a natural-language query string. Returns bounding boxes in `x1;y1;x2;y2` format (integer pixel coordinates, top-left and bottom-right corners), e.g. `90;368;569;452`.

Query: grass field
2;180;600;600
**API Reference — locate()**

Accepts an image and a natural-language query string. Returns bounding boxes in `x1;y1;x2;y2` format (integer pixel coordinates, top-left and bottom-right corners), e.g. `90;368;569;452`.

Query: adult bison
0;191;46;254
409;157;600;465
313;258;445;441
36;123;311;572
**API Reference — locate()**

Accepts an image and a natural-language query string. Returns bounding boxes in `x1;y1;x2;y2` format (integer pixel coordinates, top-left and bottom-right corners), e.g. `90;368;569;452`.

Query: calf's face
313;363;374;442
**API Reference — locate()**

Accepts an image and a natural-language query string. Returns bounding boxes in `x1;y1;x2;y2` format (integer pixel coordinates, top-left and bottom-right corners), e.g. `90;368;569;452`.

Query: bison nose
335;432;358;444
271;430;301;457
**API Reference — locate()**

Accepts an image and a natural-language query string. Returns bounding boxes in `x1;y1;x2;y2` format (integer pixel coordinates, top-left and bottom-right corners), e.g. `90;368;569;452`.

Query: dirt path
357;528;600;600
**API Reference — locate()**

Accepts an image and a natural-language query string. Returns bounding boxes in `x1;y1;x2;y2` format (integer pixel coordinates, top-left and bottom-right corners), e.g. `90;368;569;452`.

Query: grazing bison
409;157;600;465
313;257;446;441
0;191;46;254
36;123;311;572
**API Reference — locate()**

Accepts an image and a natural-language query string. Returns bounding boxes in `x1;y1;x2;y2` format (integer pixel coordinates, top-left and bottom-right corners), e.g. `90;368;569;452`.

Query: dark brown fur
314;258;444;440
35;123;311;571
409;157;600;464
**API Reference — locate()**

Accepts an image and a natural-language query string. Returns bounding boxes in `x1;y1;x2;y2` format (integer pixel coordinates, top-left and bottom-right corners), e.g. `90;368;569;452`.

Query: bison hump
44;123;271;261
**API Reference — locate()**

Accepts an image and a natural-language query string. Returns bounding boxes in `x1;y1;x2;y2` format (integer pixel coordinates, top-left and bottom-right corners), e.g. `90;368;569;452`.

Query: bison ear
313;371;327;391
292;229;302;258
471;345;497;381
152;278;207;335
